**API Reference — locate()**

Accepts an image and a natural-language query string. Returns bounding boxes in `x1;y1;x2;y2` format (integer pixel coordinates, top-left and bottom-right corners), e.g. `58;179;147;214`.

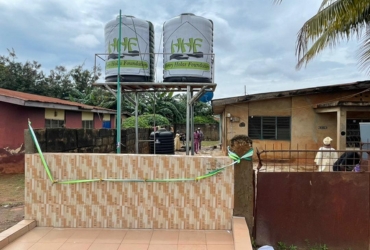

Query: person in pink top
193;130;200;154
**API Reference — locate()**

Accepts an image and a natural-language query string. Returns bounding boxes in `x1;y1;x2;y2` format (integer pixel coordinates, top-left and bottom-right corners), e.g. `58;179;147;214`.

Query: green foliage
251;237;256;248
140;114;170;127
277;1;370;73
277;239;344;250
122;117;150;128
0;49;113;107
122;114;170;128
304;240;329;250
193;116;218;124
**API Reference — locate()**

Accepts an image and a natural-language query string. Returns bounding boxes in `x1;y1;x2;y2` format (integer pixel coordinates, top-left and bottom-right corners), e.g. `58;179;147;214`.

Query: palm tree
276;0;370;72
143;92;184;124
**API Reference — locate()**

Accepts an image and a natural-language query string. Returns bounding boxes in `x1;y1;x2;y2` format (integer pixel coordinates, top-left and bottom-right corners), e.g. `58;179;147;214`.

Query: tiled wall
25;153;234;230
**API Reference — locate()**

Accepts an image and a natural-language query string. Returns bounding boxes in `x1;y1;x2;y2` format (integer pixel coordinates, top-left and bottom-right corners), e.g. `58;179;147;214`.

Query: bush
140;114;170;127
122;114;170;128
193;116;218;124
178;116;217;124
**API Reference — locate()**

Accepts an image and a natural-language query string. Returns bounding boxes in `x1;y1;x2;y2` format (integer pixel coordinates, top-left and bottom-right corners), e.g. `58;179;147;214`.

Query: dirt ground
0;142;224;233
0;173;25;233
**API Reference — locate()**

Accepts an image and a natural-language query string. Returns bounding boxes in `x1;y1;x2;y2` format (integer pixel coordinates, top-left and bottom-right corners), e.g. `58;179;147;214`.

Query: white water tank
104;15;154;82
163;13;213;83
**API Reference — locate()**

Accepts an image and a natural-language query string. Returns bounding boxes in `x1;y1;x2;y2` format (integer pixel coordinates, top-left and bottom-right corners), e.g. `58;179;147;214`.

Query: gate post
230;134;254;233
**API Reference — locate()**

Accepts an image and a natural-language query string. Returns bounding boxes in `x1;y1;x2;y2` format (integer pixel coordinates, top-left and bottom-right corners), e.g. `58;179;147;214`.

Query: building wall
221;90;370;153
0;102;44;149
25;153;234;230
65;111;82;128
94;113;103;128
174;124;219;141
110;114;116;129
0;101;116;173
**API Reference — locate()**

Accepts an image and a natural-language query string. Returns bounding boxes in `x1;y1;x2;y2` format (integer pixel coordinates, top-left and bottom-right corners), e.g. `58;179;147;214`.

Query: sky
0;0;368;99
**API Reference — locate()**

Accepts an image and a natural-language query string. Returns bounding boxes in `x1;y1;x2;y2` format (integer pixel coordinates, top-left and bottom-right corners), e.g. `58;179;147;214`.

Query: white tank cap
258;246;274;250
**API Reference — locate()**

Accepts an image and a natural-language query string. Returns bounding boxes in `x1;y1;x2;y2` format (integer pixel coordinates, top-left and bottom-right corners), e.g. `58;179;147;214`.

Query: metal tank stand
93;81;217;155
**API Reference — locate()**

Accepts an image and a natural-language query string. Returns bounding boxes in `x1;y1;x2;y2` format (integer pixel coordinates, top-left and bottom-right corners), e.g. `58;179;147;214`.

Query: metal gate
254;149;370;250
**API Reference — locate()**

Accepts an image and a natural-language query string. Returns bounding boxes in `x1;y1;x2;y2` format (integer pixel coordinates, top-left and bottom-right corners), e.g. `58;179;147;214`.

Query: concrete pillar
230;134;254;233
337;108;347;150
24;129;37;154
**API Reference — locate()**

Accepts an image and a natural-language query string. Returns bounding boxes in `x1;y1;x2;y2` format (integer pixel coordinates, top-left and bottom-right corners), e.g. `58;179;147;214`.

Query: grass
0;174;25;205
202;140;220;147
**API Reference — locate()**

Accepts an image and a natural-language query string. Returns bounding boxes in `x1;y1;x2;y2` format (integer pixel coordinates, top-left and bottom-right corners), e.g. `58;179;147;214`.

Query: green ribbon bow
227;146;253;163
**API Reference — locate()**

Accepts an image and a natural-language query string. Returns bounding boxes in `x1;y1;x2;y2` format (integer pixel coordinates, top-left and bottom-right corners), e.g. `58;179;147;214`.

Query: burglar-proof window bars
248;116;291;140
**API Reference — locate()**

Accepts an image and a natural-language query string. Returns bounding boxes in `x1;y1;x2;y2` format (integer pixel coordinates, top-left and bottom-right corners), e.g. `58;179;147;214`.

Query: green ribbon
28;120;254;184
227;146;253;164
28;120;54;182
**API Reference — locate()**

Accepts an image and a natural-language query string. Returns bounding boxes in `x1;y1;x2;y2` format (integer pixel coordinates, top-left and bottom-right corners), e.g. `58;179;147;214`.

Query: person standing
193;130;200;154
174;131;181;151
314;136;339;172
197;127;204;150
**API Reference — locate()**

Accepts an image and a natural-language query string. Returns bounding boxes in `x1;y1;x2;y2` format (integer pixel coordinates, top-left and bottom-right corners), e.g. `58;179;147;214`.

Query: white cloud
0;0;368;99
71;34;100;48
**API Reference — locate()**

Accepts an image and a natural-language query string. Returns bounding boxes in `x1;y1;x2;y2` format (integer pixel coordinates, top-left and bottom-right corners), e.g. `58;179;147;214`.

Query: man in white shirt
314;137;338;172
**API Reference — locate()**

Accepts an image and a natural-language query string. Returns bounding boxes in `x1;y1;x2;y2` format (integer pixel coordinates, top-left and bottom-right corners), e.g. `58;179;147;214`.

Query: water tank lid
180;13;195;16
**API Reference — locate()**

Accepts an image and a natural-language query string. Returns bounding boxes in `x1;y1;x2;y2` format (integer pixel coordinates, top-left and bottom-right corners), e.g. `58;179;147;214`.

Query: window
82;112;94;129
45;119;64;128
248;116;291;140
82;120;93;129
346;119;370;147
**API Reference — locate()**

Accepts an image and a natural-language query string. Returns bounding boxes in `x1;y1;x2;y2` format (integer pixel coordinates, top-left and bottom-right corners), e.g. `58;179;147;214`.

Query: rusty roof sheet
0;88;116;113
212;80;370;114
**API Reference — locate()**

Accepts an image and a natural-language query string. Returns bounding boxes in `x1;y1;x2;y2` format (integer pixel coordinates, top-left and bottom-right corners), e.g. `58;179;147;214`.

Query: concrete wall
121;128;151;154
94;113;103;129
174;123;219;141
26;128;152;154
0;128;152;174
221;90;370;154
24;153;234;230
65;111;81;128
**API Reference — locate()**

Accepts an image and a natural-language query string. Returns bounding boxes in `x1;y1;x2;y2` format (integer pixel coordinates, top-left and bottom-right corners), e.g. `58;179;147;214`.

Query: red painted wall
94;113;103;129
0;102;44;149
110;114;116;129
65;111;81;128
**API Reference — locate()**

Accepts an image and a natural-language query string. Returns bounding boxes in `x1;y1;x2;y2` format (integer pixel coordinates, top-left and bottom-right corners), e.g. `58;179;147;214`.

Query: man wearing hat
314;137;339;172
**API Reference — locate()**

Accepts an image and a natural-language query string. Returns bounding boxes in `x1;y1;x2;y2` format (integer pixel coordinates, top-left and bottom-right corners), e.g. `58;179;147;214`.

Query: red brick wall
65;111;81;128
0;102;44;149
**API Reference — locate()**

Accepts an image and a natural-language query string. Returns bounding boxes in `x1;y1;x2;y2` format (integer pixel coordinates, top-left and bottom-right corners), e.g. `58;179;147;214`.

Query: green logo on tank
108;37;138;54
171;38;203;53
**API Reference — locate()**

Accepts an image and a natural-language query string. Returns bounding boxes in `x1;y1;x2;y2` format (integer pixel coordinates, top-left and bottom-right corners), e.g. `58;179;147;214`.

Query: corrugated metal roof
212;80;370;114
0;88;116;114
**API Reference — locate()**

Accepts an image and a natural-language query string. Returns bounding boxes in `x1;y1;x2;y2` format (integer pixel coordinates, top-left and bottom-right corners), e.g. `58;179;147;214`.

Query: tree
140;92;184;124
176;93;215;124
0;49;48;95
0;50;117;109
122;114;170;128
276;0;370;72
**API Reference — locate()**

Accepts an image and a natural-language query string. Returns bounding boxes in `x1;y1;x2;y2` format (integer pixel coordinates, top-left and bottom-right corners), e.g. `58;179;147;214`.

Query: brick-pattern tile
25;154;234;229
